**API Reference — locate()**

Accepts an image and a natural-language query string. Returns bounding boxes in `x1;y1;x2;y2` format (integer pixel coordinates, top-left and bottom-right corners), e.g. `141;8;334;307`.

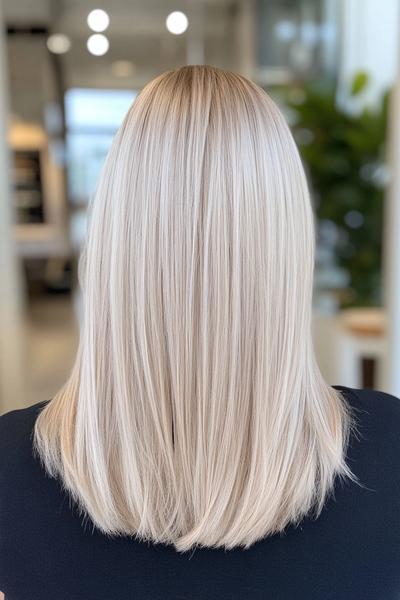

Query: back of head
34;65;354;551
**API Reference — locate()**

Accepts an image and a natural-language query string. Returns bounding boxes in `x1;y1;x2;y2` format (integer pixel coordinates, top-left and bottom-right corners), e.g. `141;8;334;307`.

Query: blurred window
257;0;338;80
65;88;137;204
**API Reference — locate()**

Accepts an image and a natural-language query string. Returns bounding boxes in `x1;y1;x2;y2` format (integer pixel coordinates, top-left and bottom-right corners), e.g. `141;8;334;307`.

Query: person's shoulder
0;400;49;441
0;400;50;477
333;384;400;423
333;384;400;459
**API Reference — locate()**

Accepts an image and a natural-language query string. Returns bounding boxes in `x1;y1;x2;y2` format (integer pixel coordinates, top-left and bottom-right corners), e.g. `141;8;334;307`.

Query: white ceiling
4;0;242;88
3;0;235;32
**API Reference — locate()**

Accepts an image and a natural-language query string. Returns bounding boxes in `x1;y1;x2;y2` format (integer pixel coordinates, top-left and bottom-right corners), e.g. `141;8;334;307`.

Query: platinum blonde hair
34;65;355;551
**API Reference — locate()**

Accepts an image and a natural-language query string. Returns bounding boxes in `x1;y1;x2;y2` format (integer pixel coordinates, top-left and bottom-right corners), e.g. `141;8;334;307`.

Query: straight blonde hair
34;65;355;552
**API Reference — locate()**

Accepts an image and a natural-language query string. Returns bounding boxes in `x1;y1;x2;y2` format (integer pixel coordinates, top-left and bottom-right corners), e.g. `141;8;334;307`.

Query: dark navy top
1;385;400;600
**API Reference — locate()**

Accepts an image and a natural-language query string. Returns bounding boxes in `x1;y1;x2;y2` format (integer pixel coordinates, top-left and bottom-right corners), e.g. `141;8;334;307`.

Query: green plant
279;73;389;308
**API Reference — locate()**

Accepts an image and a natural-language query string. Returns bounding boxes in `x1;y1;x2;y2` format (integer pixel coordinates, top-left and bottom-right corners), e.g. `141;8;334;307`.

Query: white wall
338;0;399;107
0;1;25;412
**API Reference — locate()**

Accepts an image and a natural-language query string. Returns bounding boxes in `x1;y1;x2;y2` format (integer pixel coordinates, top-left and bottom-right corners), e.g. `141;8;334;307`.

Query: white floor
22;296;79;407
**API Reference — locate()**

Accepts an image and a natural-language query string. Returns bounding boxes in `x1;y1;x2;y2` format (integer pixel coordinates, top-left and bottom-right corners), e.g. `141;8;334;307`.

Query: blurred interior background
0;0;400;414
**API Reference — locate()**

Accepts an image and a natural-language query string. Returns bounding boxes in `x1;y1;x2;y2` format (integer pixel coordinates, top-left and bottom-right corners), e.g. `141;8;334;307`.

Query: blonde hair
34;65;355;552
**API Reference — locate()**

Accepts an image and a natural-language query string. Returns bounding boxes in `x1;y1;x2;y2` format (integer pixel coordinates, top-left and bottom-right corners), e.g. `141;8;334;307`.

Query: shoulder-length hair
34;65;355;551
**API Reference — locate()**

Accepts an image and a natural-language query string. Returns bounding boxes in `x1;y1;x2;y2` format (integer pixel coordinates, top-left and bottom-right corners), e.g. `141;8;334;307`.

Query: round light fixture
87;33;109;56
47;33;71;54
87;9;110;32
166;11;188;35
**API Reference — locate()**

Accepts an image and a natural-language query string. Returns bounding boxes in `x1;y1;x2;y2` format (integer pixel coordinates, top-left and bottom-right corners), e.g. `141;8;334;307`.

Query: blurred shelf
339;307;386;337
15;224;71;259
